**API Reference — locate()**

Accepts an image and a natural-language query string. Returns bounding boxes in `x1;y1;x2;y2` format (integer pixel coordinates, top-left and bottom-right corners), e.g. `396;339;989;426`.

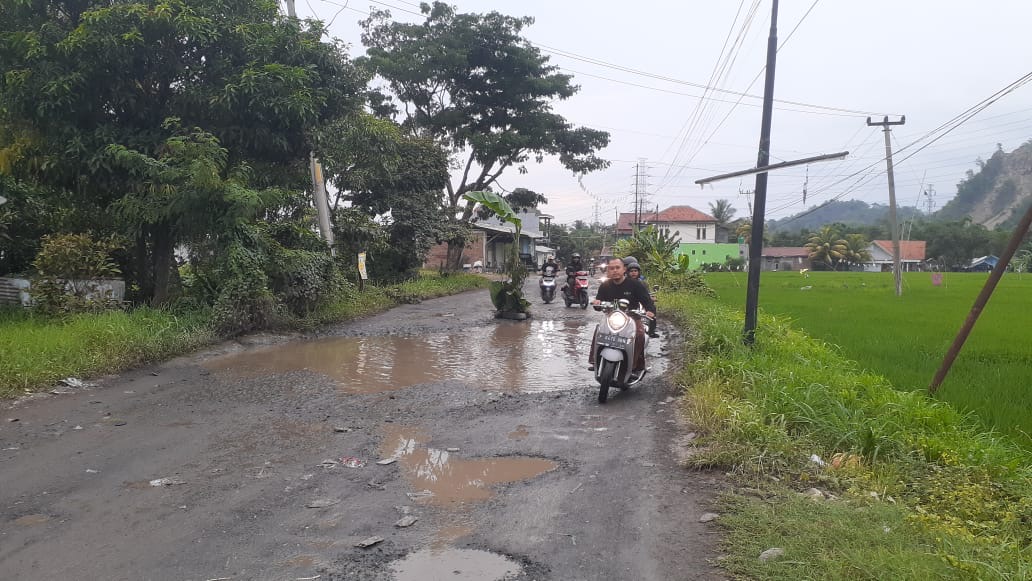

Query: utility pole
742;0;779;346
285;0;335;255
868;115;906;296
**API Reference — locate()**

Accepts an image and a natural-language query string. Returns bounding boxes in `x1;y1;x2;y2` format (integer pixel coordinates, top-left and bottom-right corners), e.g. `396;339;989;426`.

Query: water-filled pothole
205;319;665;393
389;548;521;581
380;426;556;506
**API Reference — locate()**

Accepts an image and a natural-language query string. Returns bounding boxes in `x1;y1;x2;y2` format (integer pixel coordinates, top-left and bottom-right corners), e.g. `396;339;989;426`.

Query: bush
31;233;123;315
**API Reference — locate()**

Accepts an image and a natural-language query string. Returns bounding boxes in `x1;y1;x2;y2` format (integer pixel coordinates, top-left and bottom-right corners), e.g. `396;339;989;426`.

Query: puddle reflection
205;318;665;394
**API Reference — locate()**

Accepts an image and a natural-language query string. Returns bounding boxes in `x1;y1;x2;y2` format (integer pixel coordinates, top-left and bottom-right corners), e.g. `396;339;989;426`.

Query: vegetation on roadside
704;271;1032;444
662;292;1032;580
0;272;488;398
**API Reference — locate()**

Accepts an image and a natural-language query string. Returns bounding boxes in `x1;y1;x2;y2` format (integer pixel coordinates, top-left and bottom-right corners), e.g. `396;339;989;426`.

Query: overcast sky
293;0;1032;226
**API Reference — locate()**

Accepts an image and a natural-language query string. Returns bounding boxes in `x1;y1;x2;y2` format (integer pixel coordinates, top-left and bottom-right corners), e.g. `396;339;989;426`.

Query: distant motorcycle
563;270;590;309
590;299;652;403
539;267;558;303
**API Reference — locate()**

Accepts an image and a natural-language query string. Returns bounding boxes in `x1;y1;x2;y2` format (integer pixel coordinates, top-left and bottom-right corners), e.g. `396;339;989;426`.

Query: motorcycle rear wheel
598;360;617;403
579;292;589;309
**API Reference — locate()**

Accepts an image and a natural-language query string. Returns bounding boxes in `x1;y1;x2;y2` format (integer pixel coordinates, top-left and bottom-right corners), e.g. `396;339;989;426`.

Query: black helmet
623;256;640;270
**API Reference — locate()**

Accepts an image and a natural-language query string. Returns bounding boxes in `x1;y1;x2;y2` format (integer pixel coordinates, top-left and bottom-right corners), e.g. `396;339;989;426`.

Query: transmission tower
633;158;652;228
923;185;936;215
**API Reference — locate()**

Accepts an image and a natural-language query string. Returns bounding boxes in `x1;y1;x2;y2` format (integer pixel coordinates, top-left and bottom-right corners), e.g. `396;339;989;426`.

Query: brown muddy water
379;426;556;506
389;547;522;581
205;319;666;393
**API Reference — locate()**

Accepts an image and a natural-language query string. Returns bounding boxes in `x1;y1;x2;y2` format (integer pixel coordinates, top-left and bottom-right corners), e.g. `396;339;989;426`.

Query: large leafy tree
0;0;364;302
359;1;610;268
709;199;736;225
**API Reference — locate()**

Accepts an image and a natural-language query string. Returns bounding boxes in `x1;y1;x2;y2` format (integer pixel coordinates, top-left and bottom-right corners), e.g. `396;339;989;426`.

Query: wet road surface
0;284;724;580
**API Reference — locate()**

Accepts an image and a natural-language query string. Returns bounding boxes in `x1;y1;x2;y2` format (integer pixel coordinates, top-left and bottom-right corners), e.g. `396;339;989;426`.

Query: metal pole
868;116;906;296
928;201;1032;394
743;0;779;345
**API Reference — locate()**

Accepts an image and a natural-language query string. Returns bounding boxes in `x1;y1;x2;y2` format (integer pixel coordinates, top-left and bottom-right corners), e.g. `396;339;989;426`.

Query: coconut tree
806;226;848;270
841;233;873;270
709;199;737;226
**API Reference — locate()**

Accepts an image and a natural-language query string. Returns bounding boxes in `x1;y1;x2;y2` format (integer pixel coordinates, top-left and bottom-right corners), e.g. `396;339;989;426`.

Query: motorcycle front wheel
579;292;589;309
598;360;617;403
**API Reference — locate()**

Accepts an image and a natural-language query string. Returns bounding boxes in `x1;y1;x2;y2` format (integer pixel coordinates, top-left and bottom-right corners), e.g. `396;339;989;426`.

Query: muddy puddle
390;548;521;581
380;426;556;506
205;319;666;394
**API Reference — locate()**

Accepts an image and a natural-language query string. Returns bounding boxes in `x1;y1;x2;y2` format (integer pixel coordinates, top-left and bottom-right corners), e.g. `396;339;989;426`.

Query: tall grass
702;271;1032;444
0;272;490;396
662;293;1032;579
0;307;213;398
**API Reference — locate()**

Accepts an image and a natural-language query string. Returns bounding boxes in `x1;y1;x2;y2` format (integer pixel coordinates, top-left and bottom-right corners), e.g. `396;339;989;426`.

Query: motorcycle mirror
617;299;630;310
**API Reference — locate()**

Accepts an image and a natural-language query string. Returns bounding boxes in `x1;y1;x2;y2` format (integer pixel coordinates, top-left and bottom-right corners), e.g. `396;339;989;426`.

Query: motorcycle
539;268;558;303
563;270;591;309
590;299;652;403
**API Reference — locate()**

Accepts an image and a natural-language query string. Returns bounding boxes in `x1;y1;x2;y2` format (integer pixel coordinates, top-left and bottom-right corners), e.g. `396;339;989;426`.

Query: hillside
937;141;1032;229
768;199;923;232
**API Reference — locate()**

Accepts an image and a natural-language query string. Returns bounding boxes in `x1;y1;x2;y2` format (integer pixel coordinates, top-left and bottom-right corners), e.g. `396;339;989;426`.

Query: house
615;205;729;243
864;240;927;272
760;247;811;272
965;255;998;272
423;209;550;271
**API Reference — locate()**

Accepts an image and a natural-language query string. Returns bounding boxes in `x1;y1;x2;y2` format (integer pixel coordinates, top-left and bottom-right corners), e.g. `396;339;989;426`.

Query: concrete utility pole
742;0;779;346
868;115;906;296
285;0;335;255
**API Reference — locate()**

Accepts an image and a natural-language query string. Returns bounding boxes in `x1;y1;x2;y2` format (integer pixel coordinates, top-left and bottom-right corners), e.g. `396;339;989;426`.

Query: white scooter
590;299;652;403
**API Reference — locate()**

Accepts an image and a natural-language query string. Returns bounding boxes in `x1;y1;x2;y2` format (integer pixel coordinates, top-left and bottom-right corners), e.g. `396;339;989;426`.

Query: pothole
389;548;521;581
380;426;556;505
204;319;665;394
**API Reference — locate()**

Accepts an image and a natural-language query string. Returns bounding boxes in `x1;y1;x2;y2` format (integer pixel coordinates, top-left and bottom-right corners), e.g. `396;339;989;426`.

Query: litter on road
305;498;341;509
395;516;419;528
375;458;397;465
355;536;384;548
340;456;365;468
149;478;186;487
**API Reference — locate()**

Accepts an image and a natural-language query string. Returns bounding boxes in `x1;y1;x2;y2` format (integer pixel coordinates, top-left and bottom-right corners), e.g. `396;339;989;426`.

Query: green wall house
675;243;743;269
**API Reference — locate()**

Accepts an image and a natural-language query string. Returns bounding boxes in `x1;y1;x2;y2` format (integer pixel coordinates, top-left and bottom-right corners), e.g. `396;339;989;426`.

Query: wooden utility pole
868;115;906;296
929;200;1032;394
742;0;779;345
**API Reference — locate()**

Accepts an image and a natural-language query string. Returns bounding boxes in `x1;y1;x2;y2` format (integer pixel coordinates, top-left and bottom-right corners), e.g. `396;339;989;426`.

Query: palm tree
805;225;847;270
709;199;736;226
841;234;873;270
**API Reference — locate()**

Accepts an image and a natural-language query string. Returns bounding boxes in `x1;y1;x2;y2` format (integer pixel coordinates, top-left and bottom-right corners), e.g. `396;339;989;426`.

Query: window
702;250;706;255
692;249;696;255
696;226;708;240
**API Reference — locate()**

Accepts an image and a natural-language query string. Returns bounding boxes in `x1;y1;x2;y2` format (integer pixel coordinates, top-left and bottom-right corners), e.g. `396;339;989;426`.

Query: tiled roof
872;240;926;261
762;247;810;258
656;206;716;223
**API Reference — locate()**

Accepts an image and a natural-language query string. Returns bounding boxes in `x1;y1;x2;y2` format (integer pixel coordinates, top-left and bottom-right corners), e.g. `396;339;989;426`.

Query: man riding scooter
541;256;559;277
588;257;656;372
565;253;584;294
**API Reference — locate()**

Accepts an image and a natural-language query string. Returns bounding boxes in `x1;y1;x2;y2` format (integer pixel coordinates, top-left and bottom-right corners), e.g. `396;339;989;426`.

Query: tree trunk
134;230;153;304
446;240;465;271
150;222;175;307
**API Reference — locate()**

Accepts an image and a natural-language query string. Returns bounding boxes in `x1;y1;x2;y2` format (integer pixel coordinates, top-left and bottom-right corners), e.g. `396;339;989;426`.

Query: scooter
563;270;591;309
590;299;652;403
539;271;557;303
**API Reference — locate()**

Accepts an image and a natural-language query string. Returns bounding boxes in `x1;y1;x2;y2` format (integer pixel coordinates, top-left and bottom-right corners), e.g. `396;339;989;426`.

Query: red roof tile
873;240;926;261
762;247;810;258
656;205;716;223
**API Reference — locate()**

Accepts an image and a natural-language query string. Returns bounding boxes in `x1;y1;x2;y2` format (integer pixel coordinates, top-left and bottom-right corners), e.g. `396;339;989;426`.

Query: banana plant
463;191;530;316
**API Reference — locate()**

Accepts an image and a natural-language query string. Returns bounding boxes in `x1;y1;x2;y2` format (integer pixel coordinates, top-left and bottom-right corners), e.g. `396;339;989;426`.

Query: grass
700;271;1032;445
0;271;490;398
661;292;1032;580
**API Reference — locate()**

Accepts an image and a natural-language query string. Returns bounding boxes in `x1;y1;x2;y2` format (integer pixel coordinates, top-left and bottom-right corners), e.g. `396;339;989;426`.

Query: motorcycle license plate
597;333;630;348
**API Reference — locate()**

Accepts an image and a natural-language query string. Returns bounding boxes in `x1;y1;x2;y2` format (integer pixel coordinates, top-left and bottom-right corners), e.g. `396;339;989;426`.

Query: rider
565;252;584;296
588;257;656;372
623;257;658;337
541;256;559;277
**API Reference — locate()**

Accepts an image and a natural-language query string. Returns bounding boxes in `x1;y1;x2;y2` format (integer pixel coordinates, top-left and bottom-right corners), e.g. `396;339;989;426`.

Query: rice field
701;270;1032;445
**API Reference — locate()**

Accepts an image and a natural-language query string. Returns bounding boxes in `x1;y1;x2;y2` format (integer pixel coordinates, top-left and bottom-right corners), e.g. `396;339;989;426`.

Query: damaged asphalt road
0;287;725;581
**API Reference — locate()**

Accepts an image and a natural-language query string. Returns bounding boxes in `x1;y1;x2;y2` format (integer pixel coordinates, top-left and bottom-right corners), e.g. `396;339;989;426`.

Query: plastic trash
340;456;365;468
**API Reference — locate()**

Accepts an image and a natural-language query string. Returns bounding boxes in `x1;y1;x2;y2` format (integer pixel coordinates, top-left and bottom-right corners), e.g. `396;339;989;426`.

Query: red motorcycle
563;270;591;309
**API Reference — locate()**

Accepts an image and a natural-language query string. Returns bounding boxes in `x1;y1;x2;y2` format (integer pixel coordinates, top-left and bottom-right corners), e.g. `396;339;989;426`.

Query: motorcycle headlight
607;311;629;331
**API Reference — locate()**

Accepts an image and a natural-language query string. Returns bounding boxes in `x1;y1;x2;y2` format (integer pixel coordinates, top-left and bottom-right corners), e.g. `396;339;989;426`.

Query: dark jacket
541;261;559;275
595;276;656;313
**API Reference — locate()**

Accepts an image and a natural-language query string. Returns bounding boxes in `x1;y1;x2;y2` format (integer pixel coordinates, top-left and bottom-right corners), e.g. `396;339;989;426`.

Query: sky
291;0;1032;227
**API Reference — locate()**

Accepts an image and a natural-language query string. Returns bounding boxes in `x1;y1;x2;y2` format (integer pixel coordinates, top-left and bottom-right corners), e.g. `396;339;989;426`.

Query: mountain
767;199;923;232
936;141;1032;229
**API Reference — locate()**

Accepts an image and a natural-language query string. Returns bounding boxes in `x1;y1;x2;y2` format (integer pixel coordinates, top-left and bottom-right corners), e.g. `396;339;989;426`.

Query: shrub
31;233;123;314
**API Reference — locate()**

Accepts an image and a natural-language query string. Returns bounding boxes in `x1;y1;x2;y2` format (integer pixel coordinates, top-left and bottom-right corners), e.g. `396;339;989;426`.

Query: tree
709;199;736;226
464;190;529;316
0;0;364;302
841;233;872;269
476;188;548;221
614;225;679;271
805;225;847;270
359;2;610;268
